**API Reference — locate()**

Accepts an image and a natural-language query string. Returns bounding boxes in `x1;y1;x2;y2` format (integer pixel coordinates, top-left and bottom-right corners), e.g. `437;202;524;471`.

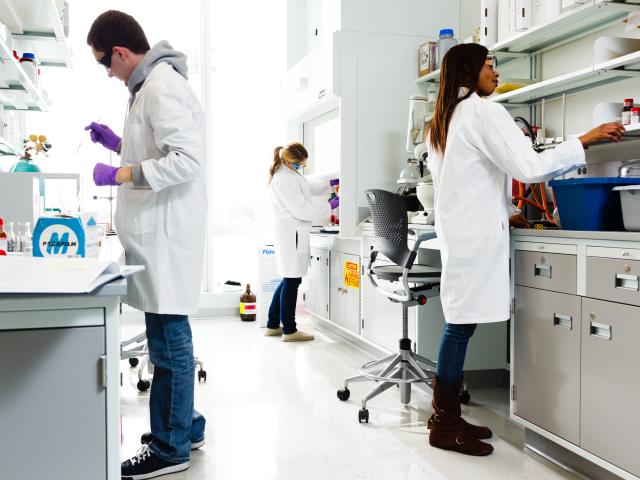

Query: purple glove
329;196;340;209
329;178;340;187
84;122;121;152
93;163;120;186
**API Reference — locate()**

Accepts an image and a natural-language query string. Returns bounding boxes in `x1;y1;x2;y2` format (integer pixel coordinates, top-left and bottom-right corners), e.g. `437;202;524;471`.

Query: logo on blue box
33;217;87;257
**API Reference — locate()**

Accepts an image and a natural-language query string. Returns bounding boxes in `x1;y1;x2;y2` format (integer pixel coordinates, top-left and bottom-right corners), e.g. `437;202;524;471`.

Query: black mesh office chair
336;189;444;423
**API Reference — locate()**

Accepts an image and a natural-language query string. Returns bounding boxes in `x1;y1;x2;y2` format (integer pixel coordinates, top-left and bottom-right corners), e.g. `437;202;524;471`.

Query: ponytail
269;142;308;183
269;146;284;182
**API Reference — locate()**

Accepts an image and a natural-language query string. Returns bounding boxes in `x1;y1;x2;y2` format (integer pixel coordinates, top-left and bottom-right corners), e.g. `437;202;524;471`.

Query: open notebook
0;257;143;294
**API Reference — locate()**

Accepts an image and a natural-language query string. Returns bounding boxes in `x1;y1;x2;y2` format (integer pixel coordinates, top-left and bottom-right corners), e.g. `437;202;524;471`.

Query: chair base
337;339;437;423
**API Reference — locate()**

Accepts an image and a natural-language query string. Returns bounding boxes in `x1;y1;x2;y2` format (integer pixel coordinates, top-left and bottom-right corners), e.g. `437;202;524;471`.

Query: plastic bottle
622;98;634;126
19;53;38;88
7;221;16;253
0;218;7;253
239;284;257;321
437;29;458;68
632;107;640;125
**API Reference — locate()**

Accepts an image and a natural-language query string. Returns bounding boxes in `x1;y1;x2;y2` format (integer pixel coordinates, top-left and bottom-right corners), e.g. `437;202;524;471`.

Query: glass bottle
7;221;17;253
18;222;33;255
622;98;634;126
240;284;257;321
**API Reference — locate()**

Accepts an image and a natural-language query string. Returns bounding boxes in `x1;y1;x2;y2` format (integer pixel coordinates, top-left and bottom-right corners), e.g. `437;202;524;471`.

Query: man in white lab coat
85;11;207;479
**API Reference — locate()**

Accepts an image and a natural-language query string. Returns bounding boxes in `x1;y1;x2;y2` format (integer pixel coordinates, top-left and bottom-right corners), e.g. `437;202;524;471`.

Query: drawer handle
615;274;639;292
534;264;552;279
553;314;572;330
590;322;612;341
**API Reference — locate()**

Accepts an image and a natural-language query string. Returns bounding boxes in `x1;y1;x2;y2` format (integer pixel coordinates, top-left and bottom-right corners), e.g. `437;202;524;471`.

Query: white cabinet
330;250;360;334
304;246;330;319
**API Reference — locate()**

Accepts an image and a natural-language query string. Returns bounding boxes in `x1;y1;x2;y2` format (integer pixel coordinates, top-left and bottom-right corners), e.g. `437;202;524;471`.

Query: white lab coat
116;62;207;315
270;167;330;278
427;92;585;324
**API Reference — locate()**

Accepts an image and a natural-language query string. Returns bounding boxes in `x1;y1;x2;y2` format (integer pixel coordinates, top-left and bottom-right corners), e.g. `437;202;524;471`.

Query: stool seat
372;264;441;282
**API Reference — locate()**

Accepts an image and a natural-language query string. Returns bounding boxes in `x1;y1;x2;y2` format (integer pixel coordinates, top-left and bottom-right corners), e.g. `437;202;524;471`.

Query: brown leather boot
428;376;494;456
427;383;492;440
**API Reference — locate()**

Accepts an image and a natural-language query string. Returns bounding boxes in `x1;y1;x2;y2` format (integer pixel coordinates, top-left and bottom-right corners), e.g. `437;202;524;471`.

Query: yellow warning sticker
344;261;360;289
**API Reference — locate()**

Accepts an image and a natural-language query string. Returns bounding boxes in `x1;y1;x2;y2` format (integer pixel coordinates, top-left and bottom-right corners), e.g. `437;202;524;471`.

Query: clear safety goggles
486;54;498;72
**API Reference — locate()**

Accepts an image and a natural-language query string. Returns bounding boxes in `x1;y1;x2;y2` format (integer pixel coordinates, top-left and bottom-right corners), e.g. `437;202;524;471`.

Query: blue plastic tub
549;177;640;231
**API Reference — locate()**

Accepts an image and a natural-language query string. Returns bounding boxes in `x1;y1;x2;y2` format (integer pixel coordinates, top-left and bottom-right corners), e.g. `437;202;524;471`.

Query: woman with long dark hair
425;43;622;456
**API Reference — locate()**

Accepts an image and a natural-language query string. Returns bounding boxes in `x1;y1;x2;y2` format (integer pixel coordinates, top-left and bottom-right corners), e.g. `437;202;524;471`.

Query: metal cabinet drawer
586;257;640;307
581;298;640;477
514;250;577;294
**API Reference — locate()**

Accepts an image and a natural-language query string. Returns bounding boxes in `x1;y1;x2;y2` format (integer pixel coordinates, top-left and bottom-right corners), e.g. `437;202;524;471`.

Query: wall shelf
491;0;640;58
416;69;440;85
0;36;49;111
1;0;72;68
490;50;640;105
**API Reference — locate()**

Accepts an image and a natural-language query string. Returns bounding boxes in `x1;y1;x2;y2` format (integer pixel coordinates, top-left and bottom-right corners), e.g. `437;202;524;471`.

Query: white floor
120;316;577;480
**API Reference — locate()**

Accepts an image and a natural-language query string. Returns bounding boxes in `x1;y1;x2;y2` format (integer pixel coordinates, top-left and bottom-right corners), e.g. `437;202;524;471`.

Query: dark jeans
267;277;302;335
436;323;477;388
145;313;206;463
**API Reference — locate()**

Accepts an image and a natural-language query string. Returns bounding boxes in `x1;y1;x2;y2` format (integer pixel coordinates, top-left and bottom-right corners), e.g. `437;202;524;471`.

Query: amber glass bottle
240;284;257;321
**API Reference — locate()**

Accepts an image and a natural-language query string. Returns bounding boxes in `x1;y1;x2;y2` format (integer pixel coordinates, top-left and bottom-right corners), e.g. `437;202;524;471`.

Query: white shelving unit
0;0;72;112
3;0;72;67
0;35;48;111
416;68;440;85
490;51;640;105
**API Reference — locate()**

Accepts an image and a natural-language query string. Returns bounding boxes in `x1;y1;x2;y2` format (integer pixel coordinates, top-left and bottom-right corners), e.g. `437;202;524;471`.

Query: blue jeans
267;278;302;335
145;313;206;463
436;323;477;388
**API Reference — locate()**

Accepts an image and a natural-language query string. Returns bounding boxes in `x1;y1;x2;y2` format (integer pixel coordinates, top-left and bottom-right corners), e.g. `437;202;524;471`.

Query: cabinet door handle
534;264;552;279
553;313;572;330
590;322;612;341
99;355;107;389
615;274;639;291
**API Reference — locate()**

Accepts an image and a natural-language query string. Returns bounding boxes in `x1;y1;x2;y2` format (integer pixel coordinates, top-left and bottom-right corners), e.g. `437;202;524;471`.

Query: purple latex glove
93;163;120;186
329;196;340;209
84;122;121;152
329;178;340;187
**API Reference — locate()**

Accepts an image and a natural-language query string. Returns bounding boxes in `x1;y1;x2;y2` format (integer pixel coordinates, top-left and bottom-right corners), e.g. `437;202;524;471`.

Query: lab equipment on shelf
17;222;32;254
0;218;7;252
622;98;634;126
418;41;438;76
437;29;457;68
6;221;16;253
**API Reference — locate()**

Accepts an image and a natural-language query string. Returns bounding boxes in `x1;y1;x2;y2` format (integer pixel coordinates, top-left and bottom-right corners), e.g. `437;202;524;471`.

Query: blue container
549;177;640;231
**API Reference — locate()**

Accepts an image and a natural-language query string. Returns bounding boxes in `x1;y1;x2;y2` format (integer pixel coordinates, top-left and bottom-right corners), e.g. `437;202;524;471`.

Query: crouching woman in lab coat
425;43;623;456
266;143;335;342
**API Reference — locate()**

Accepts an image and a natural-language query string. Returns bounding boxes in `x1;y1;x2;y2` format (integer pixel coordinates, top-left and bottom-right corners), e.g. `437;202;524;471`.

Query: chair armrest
408;230;437;252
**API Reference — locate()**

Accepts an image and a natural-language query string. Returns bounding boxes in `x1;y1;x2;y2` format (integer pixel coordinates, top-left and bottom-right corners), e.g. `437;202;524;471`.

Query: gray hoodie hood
127;41;188;101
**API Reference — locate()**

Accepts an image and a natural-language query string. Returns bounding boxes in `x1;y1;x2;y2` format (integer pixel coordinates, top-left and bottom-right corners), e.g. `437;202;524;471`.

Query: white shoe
264;327;283;337
283;330;315;342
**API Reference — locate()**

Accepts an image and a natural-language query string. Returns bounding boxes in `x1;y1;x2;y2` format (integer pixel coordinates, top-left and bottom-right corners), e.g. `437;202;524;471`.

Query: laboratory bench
510;228;640;480
0;237;129;480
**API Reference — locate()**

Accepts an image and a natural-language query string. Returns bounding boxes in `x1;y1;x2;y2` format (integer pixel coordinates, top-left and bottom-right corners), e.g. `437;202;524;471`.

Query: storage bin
613;185;640;231
549;177;640;231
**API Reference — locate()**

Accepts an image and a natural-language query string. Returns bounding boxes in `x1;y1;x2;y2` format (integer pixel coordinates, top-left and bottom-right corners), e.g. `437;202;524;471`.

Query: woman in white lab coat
266;143;335;342
425;43;623;456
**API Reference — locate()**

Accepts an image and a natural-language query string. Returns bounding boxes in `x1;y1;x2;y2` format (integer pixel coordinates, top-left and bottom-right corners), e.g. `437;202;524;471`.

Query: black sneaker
140;431;205;450
121;444;189;480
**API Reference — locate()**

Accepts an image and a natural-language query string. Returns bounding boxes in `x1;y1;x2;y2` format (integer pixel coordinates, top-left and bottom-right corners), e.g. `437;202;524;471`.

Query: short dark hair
87;10;150;54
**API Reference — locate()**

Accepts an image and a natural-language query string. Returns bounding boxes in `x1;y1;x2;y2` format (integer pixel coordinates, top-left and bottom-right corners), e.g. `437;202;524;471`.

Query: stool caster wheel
198;370;207;382
358;408;369;424
337;388;350;401
128;357;139;368
460;390;471;405
137;379;151;392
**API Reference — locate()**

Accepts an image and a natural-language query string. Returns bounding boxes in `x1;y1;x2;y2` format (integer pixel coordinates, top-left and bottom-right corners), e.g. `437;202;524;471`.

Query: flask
240;284;257;321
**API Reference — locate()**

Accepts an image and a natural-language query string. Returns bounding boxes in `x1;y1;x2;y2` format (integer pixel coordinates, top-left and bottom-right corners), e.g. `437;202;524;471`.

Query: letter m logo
47;232;69;255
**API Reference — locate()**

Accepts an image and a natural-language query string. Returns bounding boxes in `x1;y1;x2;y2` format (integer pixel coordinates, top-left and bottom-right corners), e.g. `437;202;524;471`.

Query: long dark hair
429;43;488;155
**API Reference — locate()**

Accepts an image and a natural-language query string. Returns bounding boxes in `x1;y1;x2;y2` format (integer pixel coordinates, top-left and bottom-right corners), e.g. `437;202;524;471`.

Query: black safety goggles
98;48;114;70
